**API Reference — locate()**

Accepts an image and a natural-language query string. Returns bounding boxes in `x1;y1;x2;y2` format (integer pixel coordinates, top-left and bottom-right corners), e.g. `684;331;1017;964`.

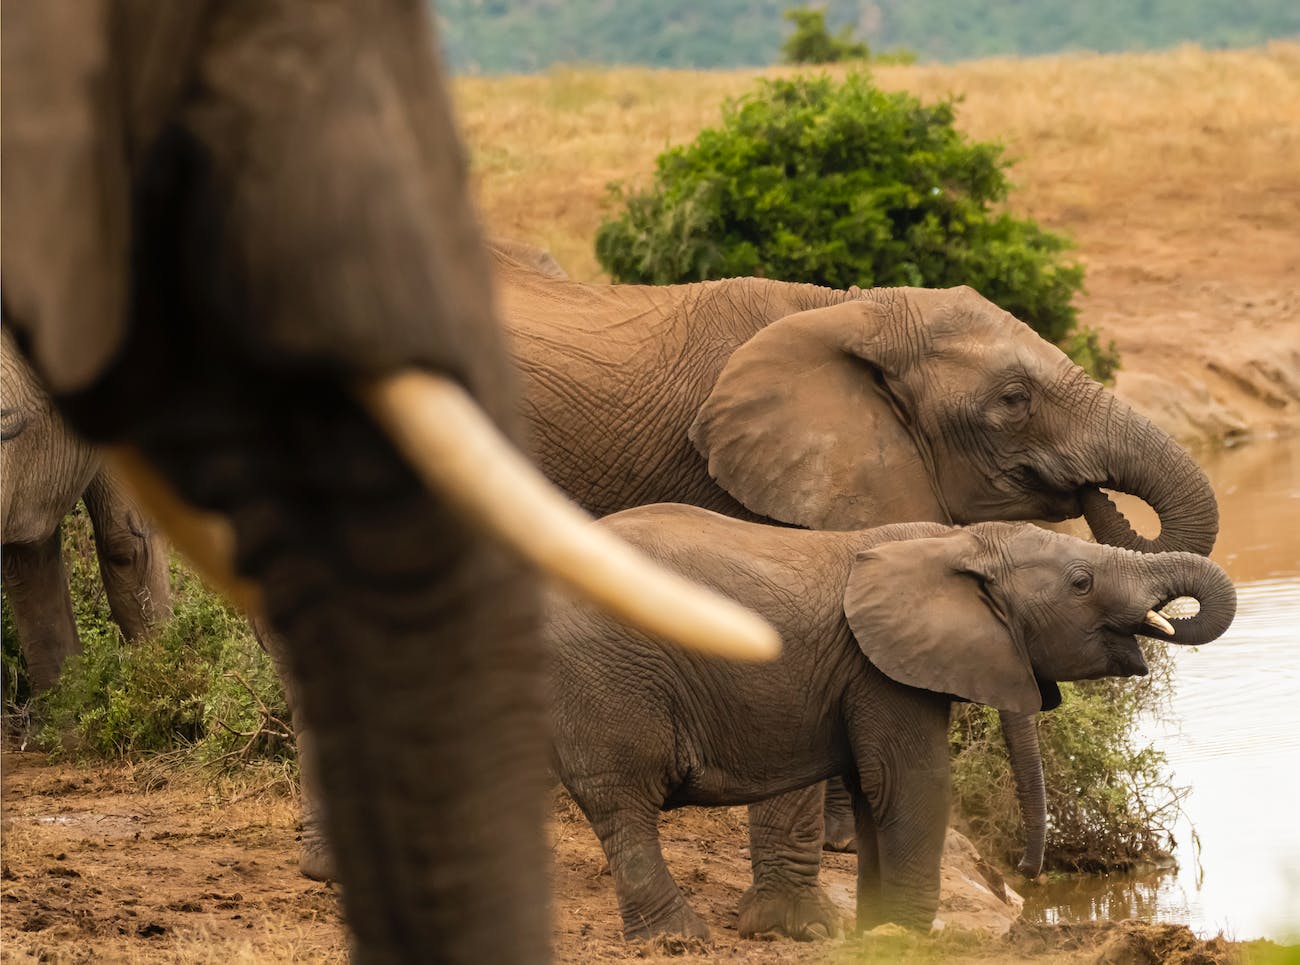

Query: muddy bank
3;754;1292;963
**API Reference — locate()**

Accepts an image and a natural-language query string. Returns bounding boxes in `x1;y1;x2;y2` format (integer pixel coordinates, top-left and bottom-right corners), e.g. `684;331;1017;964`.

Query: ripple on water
1031;436;1300;942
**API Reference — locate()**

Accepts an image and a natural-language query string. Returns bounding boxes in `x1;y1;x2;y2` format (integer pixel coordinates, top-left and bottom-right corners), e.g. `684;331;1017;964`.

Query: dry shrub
951;642;1184;873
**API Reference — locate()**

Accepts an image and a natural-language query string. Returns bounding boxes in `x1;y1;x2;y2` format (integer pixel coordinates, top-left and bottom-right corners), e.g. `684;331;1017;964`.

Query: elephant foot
822;778;858;853
298;822;337;882
623;901;710;942
822;810;857;853
738;881;844;941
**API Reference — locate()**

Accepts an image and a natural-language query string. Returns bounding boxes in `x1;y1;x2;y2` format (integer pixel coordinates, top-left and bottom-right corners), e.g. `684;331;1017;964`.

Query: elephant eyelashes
1000;389;1029;409
992;386;1031;424
1006;464;1045;489
1;409;31;442
1068;567;1094;595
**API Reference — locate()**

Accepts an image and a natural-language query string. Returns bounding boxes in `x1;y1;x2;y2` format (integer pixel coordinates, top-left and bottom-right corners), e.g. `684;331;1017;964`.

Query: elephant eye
1068;568;1094;595
0;407;30;442
999;387;1030;409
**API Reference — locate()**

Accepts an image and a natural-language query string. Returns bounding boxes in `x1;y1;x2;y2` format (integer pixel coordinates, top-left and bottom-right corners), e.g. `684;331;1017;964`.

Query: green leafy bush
2;507;292;771
781;8;869;64
595;73;1116;376
951;642;1182;872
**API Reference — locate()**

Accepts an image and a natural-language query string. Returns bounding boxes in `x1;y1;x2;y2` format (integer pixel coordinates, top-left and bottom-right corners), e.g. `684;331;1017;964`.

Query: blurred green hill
436;0;1300;73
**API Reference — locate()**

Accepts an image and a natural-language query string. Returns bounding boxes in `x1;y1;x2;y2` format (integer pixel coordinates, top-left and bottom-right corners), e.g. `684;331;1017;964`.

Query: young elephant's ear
843;530;1045;714
688;299;944;530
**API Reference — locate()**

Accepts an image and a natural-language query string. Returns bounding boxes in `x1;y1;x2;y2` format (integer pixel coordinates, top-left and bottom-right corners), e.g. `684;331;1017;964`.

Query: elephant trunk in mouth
1080;404;1219;557
1139;550;1238;646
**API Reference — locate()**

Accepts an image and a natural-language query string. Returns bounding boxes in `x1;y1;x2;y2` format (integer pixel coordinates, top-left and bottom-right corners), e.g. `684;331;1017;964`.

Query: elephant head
2;327;172;692
1;327;100;545
691;286;1217;556
845;523;1236;714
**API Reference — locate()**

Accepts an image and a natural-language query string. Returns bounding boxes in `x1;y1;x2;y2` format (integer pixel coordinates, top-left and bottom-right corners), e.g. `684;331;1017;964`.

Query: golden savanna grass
455;42;1300;284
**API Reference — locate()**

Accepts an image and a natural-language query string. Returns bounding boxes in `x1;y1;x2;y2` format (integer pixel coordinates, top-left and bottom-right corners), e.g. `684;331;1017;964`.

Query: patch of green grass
2;506;292;773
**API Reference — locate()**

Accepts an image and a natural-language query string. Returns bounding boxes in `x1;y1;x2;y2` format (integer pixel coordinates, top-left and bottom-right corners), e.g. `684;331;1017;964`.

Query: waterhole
1027;436;1300;940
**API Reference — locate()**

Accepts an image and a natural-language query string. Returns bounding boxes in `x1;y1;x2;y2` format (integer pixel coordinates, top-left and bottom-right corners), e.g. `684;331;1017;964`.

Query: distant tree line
435;0;1299;73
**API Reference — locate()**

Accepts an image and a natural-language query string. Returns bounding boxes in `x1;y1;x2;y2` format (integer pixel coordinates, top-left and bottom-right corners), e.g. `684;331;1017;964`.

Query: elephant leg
1;526;82;693
855;768;949;932
253;619;335;881
739;784;843;940
577;788;707;940
1000;709;1047;877
83;470;172;640
823;777;858;852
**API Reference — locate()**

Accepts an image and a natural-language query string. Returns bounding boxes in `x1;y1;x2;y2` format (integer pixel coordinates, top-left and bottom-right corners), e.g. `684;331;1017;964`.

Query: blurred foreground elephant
1;2;774;961
1;329;171;693
550;510;1236;938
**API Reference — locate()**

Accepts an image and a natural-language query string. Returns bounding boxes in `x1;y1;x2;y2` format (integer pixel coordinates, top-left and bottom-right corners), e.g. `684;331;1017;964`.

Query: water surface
1026;436;1300;941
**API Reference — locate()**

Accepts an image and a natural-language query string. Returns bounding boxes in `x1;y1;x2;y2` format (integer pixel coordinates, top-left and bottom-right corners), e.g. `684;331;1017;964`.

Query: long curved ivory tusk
1143;609;1176;636
359;370;782;662
104;447;263;614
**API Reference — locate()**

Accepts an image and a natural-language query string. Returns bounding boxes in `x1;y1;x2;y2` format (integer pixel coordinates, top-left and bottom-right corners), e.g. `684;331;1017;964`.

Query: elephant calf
548;506;1236;940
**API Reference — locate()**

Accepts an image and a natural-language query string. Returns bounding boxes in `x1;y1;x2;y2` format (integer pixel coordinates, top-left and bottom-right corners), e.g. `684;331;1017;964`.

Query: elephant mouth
1032;485;1083;523
1034;674;1063;711
986;468;1082;523
1103;629;1151;677
1126;596;1196;644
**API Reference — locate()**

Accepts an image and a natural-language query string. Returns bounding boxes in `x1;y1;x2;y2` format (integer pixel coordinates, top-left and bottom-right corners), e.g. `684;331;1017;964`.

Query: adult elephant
2;329;172;693
492;263;1218;936
2;3;773;962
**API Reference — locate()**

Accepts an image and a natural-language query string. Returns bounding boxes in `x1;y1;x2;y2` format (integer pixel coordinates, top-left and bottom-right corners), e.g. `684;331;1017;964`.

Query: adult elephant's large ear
843;529;1045;714
688;299;944;530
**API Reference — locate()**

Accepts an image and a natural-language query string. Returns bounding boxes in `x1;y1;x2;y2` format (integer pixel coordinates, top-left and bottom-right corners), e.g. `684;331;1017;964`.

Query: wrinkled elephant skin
2;1;555;960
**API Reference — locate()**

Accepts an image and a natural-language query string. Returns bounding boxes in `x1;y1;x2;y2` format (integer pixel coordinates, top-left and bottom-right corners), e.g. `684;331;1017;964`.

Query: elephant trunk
1139;551;1238;646
1080;403;1218;556
998;709;1046;877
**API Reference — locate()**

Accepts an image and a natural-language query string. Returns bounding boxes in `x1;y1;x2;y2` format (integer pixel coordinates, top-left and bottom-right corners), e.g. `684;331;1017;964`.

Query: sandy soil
2;753;1278;964
1081;176;1300;451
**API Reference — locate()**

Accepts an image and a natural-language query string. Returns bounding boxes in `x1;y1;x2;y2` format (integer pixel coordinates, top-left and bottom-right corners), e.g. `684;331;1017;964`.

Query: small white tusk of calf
1143;609;1176;636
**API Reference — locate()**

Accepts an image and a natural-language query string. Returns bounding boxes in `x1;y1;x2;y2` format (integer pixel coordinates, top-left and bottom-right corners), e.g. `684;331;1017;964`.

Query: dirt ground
2;754;1287;964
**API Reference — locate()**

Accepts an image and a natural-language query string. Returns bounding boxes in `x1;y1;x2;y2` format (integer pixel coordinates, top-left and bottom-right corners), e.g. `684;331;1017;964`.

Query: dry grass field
459;42;1300;447
458;43;1298;280
4;43;1300;964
